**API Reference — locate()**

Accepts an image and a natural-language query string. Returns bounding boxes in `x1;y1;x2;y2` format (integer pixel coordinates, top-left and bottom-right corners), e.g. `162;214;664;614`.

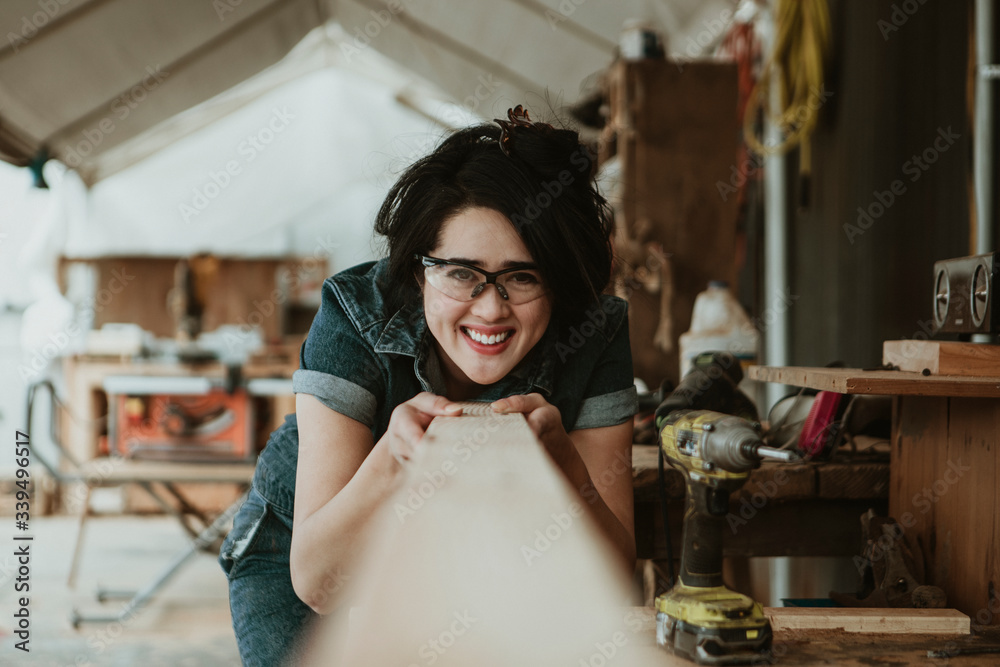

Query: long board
304;405;667;666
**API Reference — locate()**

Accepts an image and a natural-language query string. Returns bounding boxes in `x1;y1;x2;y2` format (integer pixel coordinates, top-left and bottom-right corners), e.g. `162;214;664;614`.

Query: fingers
387;393;462;467
407;391;465;416
490;393;548;415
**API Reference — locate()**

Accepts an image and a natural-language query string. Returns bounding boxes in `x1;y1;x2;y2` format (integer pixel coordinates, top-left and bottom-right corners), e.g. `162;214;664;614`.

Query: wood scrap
883;340;1000;377
765;607;970;635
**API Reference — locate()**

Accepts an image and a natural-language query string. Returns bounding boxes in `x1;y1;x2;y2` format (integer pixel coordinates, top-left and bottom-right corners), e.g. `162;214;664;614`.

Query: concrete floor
0;514;241;666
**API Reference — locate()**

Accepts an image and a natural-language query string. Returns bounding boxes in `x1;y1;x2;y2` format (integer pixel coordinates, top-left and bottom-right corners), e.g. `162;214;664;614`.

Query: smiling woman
218;107;638;666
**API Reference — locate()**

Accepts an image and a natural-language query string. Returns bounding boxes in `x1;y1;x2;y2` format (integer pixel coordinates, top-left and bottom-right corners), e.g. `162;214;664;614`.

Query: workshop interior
1;0;999;664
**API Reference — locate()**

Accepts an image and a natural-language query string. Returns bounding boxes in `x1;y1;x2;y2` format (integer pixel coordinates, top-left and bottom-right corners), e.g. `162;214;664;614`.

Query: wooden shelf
748;366;1000;398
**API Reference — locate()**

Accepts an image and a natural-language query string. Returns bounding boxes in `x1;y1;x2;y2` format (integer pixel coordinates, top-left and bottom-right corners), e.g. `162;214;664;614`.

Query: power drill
654;408;797;665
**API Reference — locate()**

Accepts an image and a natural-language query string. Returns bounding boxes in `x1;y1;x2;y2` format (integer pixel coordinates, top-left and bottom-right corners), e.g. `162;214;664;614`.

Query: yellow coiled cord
743;0;831;158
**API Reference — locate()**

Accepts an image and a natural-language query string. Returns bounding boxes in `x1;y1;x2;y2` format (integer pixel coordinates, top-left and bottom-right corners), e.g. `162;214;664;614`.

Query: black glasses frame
415;254;541;301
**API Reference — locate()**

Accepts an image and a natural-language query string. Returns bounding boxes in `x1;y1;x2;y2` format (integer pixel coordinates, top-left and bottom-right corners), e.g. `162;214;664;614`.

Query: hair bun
494;106;590;179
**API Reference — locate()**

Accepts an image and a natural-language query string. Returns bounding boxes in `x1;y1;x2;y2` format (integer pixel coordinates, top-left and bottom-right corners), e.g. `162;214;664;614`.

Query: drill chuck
698;418;763;473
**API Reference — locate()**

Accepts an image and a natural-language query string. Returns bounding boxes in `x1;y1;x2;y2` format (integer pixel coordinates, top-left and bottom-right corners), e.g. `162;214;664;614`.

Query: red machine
108;388;254;462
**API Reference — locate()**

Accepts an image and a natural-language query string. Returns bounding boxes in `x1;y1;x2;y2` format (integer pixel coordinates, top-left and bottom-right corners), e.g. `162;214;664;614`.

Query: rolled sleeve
569;296;637;430
571;386;638;430
292;369;377;427
295;277;386;428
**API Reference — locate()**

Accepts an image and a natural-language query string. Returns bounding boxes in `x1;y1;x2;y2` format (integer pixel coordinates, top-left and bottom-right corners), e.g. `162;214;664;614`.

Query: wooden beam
765;608;970;635
304;406;661;666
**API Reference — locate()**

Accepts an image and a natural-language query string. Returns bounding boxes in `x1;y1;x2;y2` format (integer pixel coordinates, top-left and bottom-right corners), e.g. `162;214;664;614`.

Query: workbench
749;365;1000;628
57;353;296;514
631;444;889;560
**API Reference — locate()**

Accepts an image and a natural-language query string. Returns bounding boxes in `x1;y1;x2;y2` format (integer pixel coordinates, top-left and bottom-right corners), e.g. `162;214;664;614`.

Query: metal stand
70;490;247;628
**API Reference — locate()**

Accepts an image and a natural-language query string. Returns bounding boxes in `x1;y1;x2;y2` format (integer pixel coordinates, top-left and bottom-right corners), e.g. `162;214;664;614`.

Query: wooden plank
883;340;1000;377
765;607;970;635
305;406;661;666
749;366;1000;398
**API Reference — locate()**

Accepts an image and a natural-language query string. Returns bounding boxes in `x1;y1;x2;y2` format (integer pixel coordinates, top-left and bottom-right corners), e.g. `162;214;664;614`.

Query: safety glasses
416;255;547;304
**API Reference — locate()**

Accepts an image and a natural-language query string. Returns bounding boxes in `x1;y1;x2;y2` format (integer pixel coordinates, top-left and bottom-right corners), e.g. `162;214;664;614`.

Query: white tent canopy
0;0;730;183
73;24;447;266
1;0;738;305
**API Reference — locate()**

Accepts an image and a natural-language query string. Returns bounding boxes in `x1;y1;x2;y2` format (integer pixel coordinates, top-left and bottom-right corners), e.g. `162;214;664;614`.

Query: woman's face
422;206;552;397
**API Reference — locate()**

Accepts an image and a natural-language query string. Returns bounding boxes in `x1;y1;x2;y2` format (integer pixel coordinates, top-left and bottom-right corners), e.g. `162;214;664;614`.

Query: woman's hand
379;392;463;471
490;393;574;466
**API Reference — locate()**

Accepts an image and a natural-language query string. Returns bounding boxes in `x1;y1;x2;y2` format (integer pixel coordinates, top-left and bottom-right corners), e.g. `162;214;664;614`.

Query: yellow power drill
654;408;797;665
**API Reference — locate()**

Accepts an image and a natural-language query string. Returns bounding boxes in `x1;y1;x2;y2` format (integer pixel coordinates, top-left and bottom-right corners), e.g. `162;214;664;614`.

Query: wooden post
304;406;662;665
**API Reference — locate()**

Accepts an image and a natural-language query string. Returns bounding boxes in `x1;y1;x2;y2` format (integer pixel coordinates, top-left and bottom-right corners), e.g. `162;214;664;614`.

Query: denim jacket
252;259;637;514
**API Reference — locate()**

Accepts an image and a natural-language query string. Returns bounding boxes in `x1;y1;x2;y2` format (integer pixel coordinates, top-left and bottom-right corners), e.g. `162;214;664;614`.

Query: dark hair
374;117;614;325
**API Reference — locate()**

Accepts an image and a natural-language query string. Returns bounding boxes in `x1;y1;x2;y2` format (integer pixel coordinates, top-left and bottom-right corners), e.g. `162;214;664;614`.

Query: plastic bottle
679;281;760;405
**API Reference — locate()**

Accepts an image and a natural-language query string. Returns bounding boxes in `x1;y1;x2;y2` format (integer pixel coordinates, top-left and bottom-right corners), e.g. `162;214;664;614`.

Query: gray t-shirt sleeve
570;298;638;430
293;279;384;427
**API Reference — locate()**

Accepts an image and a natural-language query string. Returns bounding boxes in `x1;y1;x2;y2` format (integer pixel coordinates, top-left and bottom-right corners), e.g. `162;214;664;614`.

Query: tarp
0;0;731;183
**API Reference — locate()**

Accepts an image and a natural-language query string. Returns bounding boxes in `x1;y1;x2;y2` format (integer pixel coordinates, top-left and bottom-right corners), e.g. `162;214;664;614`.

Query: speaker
932;252;999;334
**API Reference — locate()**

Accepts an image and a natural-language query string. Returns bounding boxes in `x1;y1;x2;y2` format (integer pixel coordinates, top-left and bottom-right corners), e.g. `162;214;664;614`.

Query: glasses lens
496;270;545;303
423;263;545;304
423;263;486;300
